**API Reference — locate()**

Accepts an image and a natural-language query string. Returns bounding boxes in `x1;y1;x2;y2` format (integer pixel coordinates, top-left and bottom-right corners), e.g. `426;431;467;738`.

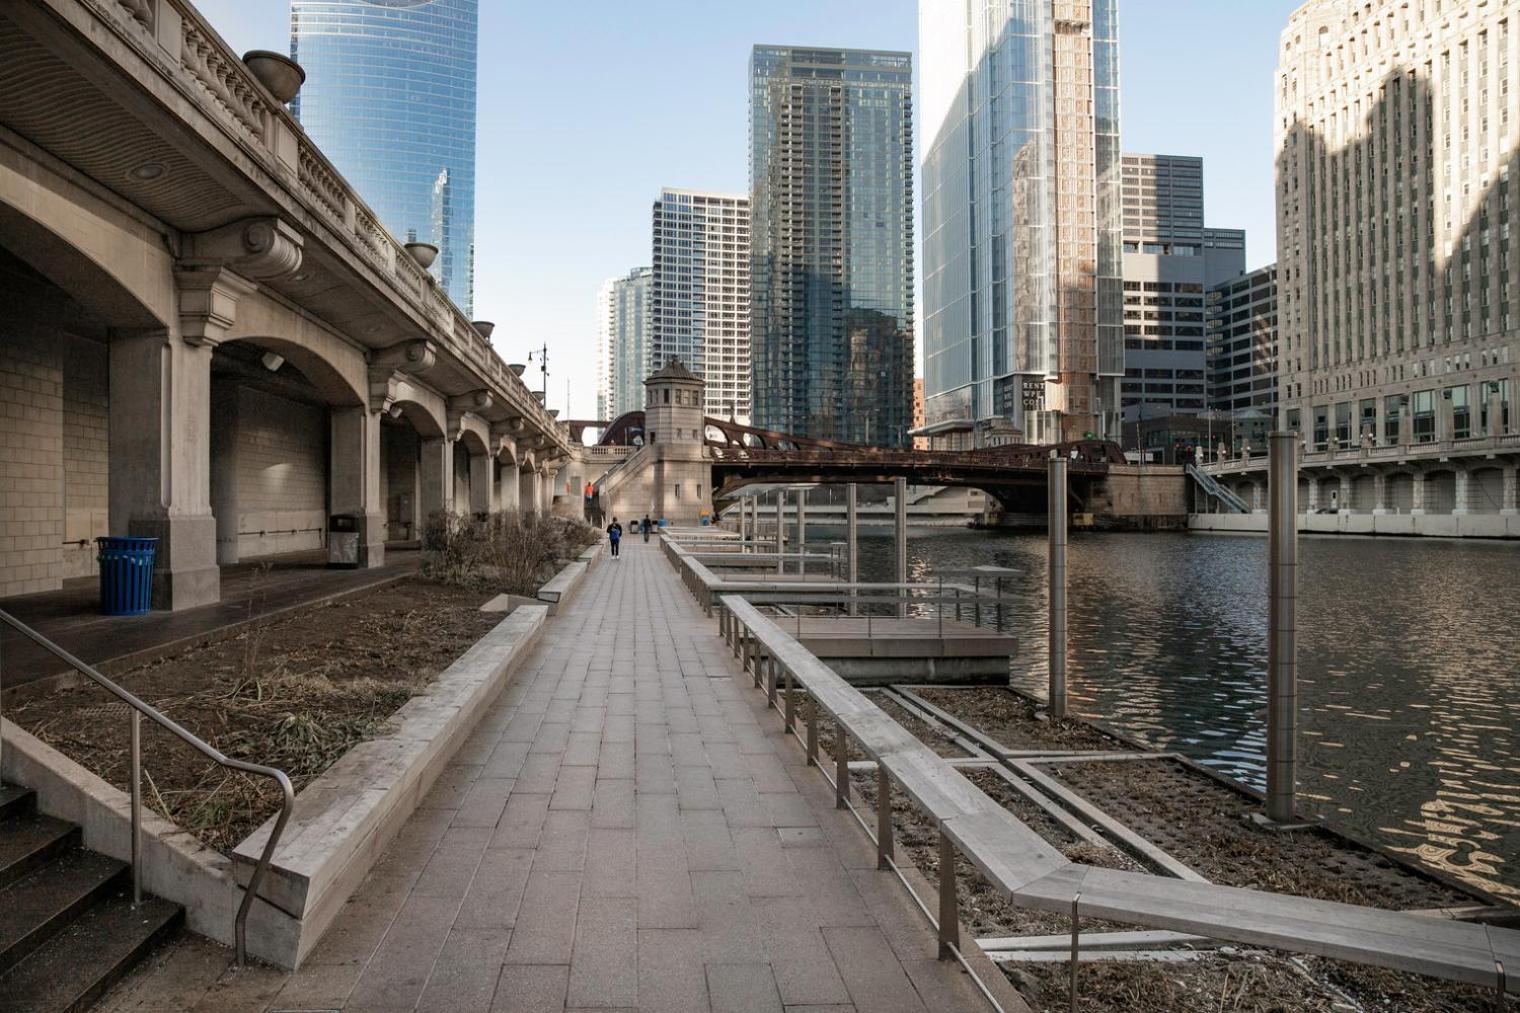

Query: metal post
130;709;142;907
1267;431;1299;823
796;487;808;576
739;496;749;547
846;483;859;616
767;656;778;708
1048;458;1069;717
806;700;819;766
1070;891;1082;1013
894;477;907;618
775;490;786;574
938;831;959;959
835;723;849;808
784;669;796;732
876;766;894;869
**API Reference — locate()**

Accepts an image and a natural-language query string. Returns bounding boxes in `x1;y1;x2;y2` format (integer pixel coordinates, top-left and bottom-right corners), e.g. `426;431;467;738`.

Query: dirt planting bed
912;685;1119;752
11;578;501;854
1050;757;1478;911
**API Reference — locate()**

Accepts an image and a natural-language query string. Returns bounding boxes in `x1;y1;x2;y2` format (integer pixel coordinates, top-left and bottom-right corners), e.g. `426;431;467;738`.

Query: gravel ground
913;685;1119;751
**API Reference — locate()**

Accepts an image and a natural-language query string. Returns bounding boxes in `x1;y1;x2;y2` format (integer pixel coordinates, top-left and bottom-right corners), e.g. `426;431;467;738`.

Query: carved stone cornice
366;340;436;414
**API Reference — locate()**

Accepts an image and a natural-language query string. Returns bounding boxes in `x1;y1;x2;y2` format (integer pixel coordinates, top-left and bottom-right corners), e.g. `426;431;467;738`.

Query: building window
1334;403;1352;446
1447;384;1470;439
1412;389;1435;442
1313;405;1329;450
1480;379;1511;434
1385;394;1407;444
673;483;682;500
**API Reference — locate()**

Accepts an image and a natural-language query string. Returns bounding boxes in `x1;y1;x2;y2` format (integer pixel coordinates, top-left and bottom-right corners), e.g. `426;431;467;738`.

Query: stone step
0;813;79;892
0;848;129;976
0;889;182;1013
0;786;36;823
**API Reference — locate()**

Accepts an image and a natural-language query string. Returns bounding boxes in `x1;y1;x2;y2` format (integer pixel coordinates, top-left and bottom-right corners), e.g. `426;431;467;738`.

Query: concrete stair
0;784;182;1012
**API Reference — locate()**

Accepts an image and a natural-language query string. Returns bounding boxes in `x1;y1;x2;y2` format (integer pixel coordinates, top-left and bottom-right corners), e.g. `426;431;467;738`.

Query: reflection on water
842;528;1520;899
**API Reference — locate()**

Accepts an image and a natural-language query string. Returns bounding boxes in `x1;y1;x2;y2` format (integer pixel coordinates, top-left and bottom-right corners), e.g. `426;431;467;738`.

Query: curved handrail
0;609;293;967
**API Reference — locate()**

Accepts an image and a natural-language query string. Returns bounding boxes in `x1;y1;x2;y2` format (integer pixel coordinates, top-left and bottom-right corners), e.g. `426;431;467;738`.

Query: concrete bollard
1267;431;1299;823
796;487;808;576
1048;458;1068;717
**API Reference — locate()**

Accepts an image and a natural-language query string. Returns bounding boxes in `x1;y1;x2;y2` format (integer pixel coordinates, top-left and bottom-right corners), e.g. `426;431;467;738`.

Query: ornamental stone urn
404;242;438;268
242;51;305;103
508;363;526;376
472;321;495;338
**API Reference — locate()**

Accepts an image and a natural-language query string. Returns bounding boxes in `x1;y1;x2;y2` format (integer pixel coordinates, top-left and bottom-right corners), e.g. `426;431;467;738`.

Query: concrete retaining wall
230;603;548;967
536;540;604;616
1189;511;1520;538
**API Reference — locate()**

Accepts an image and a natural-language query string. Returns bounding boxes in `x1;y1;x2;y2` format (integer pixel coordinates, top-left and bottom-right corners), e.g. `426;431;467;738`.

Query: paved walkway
223;539;998;1012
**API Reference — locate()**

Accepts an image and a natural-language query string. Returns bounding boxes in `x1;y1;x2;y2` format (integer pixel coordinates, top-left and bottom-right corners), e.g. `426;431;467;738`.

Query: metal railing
0;609;293;967
1185;463;1250;514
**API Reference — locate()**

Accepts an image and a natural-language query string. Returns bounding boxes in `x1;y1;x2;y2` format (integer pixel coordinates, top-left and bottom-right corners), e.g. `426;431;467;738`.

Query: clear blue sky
196;0;1298;420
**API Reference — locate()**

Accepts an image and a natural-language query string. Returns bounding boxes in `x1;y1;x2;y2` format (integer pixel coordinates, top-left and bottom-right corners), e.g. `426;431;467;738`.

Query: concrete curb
536;540;603;615
225;603;548;967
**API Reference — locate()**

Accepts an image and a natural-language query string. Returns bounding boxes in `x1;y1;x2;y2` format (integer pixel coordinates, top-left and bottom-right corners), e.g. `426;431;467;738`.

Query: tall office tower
749;46;915;447
651;189;752;423
1276;1;1516;450
291;0;477;314
1207;264;1279;451
595;279;617;422
919;0;1122;447
1118;154;1245;422
601;268;653;420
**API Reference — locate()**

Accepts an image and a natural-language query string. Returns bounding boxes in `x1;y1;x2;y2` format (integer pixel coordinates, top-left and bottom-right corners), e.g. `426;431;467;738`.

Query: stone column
1410;471;1426;515
1337;473;1353;514
330;406;387;567
519;467;540;518
1488;391;1505;437
1439;395;1455;443
109;328;220;611
1306;477;1320;513
1453;468;1471;515
497;458;520;513
419;437;453;522
1502;466;1518;516
1399;410;1412;447
209;379;240;565
541;467;558;516
1372;472;1390;515
468;450;494;516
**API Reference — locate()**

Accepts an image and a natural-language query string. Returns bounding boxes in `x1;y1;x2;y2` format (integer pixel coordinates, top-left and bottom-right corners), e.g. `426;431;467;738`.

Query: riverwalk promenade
103;538;1004;1012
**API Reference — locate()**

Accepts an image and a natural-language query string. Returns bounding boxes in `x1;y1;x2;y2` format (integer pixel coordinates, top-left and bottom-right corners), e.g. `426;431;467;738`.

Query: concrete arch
220;335;364;407
392;398;445;439
223;296;370;407
0;148;171;329
1470;467;1505;514
453;414;491;456
1424;469;1457;513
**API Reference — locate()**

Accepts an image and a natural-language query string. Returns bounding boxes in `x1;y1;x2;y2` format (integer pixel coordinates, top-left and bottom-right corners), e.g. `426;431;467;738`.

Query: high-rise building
919;0;1123;447
1207;264;1279;452
749;46;915;446
1118;154;1245;422
290;0;477;314
651;189;752;423
1275;0;1517;450
602;267;653;420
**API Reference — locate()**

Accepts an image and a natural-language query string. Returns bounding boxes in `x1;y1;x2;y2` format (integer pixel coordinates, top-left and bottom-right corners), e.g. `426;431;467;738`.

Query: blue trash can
96;536;158;616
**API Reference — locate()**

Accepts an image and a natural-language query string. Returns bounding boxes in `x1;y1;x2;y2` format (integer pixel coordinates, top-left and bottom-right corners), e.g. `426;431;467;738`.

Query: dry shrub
422;509;598;595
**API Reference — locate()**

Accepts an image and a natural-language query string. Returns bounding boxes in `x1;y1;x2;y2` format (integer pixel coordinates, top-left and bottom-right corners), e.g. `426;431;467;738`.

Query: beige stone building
1276;0;1517;452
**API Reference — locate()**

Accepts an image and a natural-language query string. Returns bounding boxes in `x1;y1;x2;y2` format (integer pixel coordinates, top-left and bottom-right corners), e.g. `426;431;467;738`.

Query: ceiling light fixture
129;161;166;181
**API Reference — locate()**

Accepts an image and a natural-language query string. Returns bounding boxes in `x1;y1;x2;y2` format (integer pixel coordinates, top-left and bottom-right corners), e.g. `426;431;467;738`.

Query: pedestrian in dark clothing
641;515;652;542
606;518;623;558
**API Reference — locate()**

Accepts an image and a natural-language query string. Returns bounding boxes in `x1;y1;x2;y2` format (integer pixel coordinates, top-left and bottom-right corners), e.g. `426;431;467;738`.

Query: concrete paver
102;540;1002;1012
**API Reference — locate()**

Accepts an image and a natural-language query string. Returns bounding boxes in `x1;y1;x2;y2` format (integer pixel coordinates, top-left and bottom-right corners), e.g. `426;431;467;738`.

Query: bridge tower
642;358;710;524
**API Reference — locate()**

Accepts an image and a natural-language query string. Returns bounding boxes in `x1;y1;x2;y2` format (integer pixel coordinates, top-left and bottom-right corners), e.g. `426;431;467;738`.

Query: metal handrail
0;608;293;967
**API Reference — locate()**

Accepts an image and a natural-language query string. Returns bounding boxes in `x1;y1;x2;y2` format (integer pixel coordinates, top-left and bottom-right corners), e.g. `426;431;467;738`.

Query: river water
839;528;1520;899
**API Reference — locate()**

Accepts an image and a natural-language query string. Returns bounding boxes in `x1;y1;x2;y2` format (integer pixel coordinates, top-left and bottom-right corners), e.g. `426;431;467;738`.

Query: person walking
606;517;623;558
641;514;652;543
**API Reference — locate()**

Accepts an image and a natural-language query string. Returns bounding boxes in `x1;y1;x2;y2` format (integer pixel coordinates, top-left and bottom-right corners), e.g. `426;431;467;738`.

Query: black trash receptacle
96;536;157;616
328;514;360;568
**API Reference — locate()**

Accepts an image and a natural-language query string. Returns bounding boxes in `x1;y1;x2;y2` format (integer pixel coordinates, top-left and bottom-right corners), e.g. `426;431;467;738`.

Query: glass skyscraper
920;0;1123;445
290;0;477;315
749;46;915;447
